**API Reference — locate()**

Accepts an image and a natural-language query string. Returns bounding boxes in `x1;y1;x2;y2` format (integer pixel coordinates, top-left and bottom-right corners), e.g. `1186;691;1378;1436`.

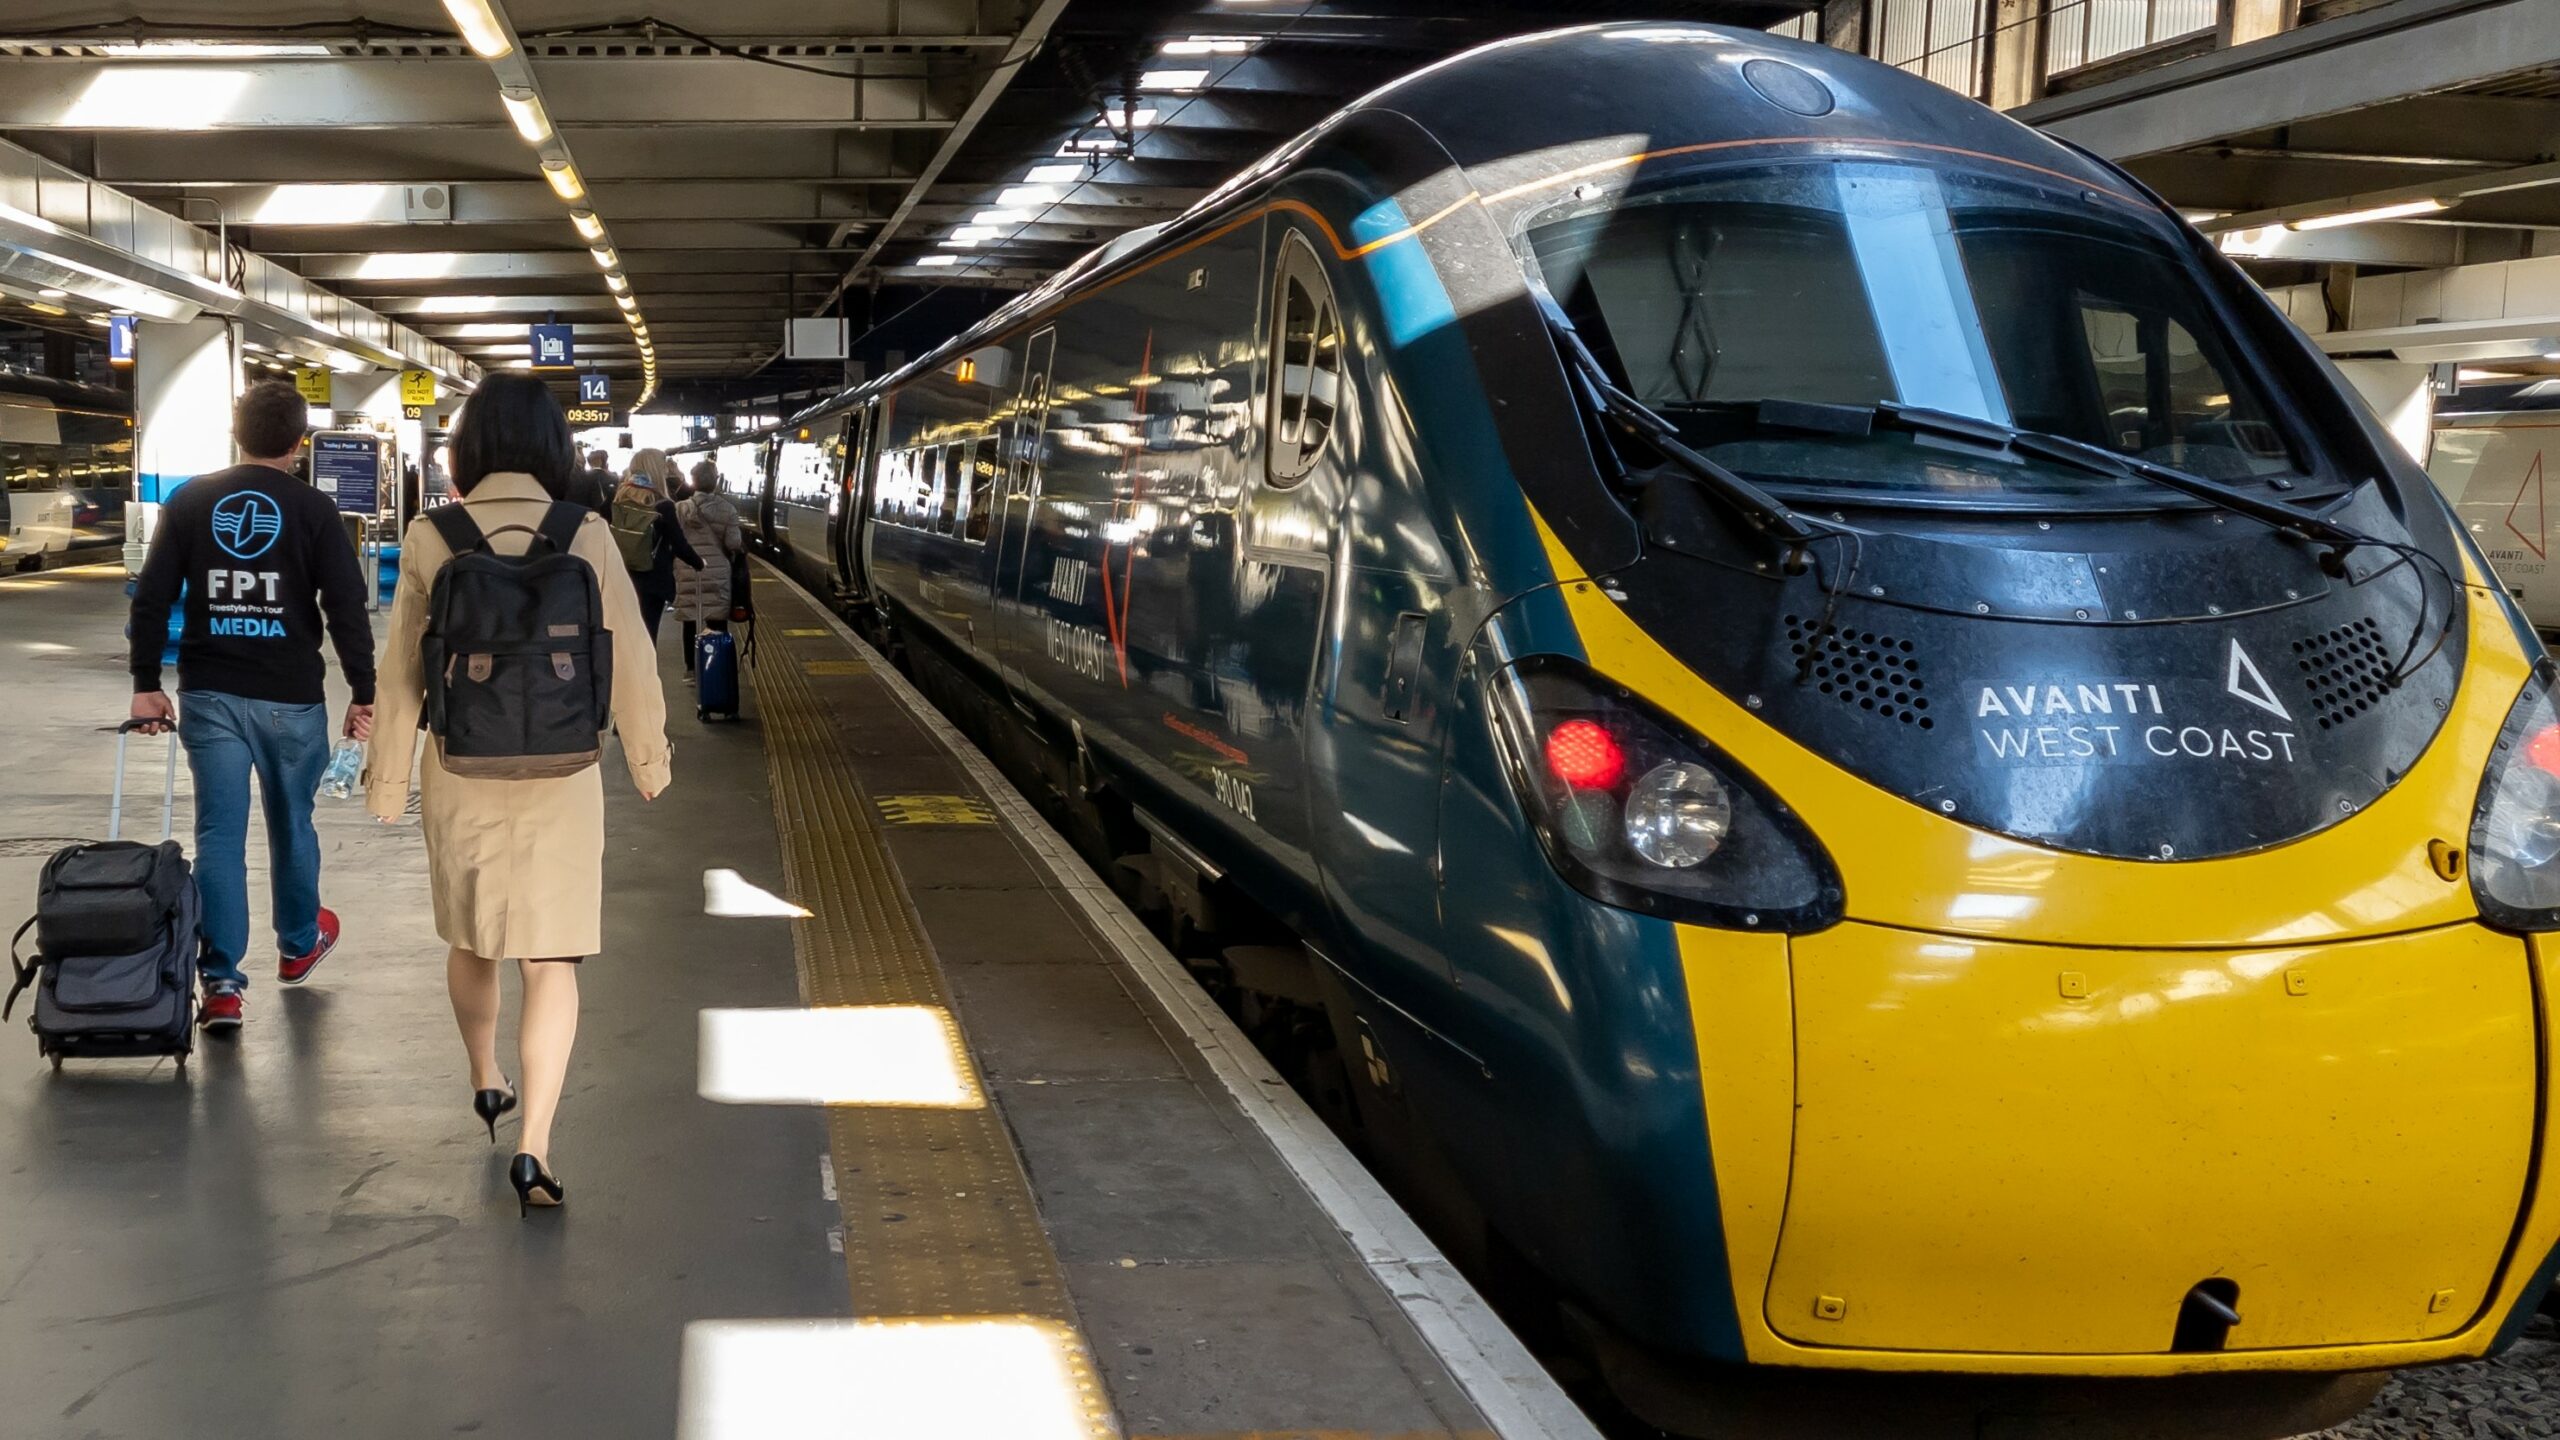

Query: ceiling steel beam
136;180;888;226
2018;0;2560;159
29;128;926;185
828;0;1071;280
0;57;957;131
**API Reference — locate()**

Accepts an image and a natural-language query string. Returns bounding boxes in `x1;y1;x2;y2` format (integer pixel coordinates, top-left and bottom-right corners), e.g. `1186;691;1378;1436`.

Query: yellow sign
292;369;332;405
398;370;437;407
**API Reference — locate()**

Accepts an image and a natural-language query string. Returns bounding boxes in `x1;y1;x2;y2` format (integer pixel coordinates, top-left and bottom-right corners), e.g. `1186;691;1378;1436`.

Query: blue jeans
177;690;329;992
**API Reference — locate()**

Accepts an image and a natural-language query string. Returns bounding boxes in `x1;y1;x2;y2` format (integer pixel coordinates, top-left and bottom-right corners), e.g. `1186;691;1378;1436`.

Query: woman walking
611;450;700;647
362;375;673;1215
674;460;746;678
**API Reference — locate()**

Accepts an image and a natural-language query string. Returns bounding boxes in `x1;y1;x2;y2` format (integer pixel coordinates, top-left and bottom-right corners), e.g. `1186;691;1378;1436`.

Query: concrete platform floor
0;563;840;1439
0;559;1558;1440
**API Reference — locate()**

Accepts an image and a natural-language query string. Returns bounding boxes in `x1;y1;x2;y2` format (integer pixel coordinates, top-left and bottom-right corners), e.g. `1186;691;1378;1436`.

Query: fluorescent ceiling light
996;185;1058;207
501;357;532;370
605;273;629;293
1023;162;1084;183
616;292;638;310
26;302;65;316
2289;198;2450;231
570;210;604;242
248;183;396;225
915;255;962;267
542;161;585;202
589;246;618;268
971;209;1031;225
440;0;513;58
410;294;516;314
1162;36;1251;55
1138;69;1210;90
500;89;551;145
35;288;65;299
59;67;255;129
354;252;463;281
439;322;531;338
94;40;333;57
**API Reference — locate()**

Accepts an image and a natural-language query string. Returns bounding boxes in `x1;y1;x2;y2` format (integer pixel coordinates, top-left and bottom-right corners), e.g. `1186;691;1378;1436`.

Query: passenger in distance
568;448;615;519
361;375;673;1216
674;459;745;680
126;379;376;1034
609;449;701;646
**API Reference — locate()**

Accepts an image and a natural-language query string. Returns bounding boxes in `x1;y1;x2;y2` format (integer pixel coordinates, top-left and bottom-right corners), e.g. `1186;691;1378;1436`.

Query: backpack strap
426;502;486;556
534;501;587;556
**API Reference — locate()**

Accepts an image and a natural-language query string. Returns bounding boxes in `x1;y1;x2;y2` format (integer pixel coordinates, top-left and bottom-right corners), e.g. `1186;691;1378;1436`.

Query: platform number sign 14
579;373;610;405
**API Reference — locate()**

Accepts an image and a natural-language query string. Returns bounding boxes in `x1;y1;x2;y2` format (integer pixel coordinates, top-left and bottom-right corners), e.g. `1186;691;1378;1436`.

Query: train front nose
1757;921;2538;1355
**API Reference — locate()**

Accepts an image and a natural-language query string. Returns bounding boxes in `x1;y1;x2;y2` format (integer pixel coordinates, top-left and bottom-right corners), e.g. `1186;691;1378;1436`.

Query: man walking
128;380;376;1033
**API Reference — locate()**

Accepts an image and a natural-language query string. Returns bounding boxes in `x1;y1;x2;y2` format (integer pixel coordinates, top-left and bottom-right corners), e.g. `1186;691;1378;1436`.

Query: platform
0;558;1579;1440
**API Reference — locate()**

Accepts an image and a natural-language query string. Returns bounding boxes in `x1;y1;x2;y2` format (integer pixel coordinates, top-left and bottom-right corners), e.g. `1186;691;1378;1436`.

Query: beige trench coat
363;472;673;959
672;491;744;624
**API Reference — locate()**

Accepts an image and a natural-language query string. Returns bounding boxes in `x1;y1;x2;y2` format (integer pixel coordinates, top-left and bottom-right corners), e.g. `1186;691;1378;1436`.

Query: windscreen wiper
1738;396;2378;553
1529;286;1835;555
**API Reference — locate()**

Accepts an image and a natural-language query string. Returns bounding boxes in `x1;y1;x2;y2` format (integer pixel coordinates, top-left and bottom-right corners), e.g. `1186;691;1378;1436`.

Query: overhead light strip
437;0;656;404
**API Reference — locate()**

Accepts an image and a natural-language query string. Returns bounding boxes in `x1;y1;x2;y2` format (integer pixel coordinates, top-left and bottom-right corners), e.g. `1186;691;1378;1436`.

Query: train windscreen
1522;161;2313;505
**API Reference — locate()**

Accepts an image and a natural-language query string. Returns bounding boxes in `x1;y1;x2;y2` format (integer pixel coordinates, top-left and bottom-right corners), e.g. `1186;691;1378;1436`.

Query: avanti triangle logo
2505;450;2547;561
2226;638;2291;721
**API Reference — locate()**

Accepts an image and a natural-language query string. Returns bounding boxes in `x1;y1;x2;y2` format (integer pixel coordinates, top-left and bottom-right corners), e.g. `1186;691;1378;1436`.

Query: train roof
759;21;2142;433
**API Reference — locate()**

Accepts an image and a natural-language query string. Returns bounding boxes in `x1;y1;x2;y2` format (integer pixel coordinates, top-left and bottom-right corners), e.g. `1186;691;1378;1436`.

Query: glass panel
1522;160;2307;505
964;440;995;542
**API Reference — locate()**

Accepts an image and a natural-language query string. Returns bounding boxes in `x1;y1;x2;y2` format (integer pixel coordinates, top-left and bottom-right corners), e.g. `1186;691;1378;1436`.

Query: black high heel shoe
471;1083;517;1143
509;1153;564;1216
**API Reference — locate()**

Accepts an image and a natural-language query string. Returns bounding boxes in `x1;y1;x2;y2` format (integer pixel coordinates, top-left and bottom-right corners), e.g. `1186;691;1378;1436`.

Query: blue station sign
530;323;574;370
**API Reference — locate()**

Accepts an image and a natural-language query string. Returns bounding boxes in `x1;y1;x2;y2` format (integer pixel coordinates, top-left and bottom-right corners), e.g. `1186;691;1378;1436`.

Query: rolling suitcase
5;721;198;1068
697;626;741;722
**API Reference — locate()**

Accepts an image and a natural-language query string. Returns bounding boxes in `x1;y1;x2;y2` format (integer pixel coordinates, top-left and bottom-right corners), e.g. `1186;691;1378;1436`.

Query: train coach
709;23;2560;1437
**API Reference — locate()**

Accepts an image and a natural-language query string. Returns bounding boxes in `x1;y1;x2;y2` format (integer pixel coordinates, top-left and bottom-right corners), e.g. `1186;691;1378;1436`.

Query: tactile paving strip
745;572;1081;1328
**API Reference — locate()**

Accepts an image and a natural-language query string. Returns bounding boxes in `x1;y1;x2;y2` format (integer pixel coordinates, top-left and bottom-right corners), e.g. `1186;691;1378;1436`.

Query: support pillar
1988;0;2046;111
2223;0;2299;48
2335;359;2434;464
129;315;236;573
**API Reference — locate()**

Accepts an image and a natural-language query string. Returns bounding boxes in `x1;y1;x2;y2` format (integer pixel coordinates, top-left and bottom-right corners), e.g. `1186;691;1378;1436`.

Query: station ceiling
0;0;1804;405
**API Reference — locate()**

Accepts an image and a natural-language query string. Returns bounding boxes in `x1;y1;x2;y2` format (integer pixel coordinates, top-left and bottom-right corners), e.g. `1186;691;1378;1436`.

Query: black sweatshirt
129;463;377;706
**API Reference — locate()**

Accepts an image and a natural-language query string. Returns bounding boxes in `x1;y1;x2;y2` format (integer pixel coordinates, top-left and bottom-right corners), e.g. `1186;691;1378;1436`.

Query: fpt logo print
210;490;284;561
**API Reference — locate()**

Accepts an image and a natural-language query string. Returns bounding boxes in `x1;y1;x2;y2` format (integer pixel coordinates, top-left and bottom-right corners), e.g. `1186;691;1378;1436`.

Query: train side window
1267;232;1342;485
917;447;945;529
934;444;966;536
963;440;995;543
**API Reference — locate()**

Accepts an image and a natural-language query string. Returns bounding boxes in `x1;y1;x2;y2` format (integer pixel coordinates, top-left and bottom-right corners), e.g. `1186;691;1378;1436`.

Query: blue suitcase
696;627;740;722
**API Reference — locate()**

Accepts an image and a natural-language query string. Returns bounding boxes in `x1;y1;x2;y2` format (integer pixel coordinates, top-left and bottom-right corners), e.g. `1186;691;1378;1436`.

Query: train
668;24;2560;1437
0;376;131;570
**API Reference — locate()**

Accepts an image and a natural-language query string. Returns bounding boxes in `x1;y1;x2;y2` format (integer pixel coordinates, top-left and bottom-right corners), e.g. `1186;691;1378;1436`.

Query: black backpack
422;502;614;779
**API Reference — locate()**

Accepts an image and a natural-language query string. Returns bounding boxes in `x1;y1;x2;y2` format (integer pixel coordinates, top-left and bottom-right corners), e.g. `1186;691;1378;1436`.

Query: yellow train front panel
1767;921;2536;1355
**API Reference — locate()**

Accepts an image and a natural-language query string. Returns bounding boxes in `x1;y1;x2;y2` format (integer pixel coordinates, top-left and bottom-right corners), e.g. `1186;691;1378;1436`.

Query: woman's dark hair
449;374;574;498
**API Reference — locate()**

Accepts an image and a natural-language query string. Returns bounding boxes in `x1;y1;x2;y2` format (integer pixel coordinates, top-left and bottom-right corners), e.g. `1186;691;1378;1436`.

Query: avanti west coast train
685;24;2560;1436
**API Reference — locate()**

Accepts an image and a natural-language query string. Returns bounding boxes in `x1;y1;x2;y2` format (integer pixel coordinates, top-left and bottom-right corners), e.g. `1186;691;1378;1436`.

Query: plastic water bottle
316;738;363;801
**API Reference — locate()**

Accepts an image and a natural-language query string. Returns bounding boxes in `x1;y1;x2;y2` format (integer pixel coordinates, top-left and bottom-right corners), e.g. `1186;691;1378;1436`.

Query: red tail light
1545;718;1625;789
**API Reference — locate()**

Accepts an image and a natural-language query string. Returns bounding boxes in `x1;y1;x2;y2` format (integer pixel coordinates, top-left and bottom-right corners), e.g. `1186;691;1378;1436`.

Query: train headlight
1488;657;1842;931
1623;761;1732;868
2470;663;2560;930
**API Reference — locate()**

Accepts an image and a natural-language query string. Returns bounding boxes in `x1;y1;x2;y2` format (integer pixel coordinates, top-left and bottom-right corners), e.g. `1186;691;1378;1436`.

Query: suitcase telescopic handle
109;719;180;844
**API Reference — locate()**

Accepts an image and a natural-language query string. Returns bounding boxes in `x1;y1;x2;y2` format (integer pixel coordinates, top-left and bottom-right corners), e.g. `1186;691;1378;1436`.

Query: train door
832;404;873;595
992;327;1058;712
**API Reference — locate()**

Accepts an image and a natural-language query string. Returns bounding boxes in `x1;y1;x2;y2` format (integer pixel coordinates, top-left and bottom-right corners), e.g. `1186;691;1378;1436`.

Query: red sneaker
200;989;244;1032
279;908;341;986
